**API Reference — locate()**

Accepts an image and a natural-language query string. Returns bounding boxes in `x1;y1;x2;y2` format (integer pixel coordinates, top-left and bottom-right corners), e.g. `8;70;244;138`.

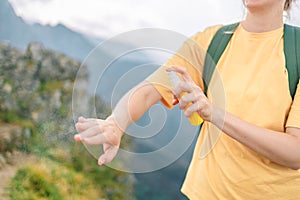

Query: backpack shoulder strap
203;23;240;94
284;24;300;99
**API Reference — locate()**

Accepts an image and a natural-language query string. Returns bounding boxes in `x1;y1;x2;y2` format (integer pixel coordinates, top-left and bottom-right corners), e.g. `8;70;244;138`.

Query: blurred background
0;0;299;199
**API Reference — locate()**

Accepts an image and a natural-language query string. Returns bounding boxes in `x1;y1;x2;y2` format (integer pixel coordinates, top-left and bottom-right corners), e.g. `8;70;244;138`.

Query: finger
78;116;98;123
172;97;179;105
166;66;193;82
81;133;109;145
77;116;96;123
76;119;102;131
77;125;103;139
78;116;86;123
173;82;193;98
179;92;197;110
184;102;200;117
98;146;119;166
172;94;179;105
74;134;82;142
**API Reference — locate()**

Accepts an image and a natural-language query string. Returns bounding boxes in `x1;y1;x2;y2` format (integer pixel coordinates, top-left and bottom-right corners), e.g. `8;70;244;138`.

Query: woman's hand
74;116;123;166
166;66;214;122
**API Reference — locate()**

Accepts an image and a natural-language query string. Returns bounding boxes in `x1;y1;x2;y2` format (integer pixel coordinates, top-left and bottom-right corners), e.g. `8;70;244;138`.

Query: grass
0;110;35;130
0;91;135;199
7;122;135;200
1;43;135;199
9;158;101;200
38;80;64;94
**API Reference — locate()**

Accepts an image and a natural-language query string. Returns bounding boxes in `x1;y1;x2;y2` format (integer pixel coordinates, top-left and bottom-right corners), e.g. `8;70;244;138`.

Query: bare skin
74;0;300;169
166;66;300;170
74;82;161;165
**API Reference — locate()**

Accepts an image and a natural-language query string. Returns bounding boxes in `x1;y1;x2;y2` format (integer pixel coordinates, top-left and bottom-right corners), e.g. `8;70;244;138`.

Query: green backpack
203;22;300;99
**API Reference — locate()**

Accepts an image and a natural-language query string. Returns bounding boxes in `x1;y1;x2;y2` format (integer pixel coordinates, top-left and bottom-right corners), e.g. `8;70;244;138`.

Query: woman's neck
242;8;284;33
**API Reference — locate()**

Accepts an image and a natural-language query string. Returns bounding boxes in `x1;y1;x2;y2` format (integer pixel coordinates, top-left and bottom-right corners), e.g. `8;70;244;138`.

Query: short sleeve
146;25;222;109
286;80;300;128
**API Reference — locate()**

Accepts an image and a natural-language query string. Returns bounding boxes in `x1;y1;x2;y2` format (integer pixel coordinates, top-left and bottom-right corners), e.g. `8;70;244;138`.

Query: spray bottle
168;71;203;126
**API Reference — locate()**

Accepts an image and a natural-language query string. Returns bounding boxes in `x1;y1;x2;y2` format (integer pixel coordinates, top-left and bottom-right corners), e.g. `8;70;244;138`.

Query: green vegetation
0;110;34;129
25;59;36;69
3;77;13;85
3;109;135;200
0;97;135;199
9;158;101;200
56;104;68;118
0;110;22;124
8;137;134;200
0;42;135;199
38;80;64;94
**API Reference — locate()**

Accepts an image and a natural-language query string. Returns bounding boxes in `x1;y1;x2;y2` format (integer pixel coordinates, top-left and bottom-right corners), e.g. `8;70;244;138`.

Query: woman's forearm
111;81;162;134
74;82;161;165
166;66;300;169
212;107;300;169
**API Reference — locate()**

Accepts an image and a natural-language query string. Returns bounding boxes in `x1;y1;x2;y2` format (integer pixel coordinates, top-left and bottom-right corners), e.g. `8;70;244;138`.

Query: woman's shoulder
191;24;223;51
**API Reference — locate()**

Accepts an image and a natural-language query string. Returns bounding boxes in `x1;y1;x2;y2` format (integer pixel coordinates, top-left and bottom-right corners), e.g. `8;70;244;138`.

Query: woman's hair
285;0;296;11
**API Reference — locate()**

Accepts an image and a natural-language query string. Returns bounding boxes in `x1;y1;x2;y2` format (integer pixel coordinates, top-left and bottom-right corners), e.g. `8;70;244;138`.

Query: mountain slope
0;0;96;60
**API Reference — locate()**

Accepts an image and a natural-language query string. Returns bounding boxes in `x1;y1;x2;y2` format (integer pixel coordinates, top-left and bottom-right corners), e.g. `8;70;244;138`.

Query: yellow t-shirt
146;24;300;199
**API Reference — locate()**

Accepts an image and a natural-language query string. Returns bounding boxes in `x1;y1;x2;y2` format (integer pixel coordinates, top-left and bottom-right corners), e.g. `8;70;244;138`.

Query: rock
24;128;31;139
5;151;13;165
0;154;7;169
3;83;12;93
0;124;23;153
0;41;88;124
26;42;45;61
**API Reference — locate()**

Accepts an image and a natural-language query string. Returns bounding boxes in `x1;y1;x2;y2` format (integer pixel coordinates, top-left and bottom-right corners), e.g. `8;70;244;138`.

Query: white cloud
7;0;300;39
288;2;300;25
9;0;166;37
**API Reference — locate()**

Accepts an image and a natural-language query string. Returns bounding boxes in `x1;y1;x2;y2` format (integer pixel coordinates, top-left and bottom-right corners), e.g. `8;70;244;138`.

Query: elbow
285;160;300;170
289;164;300;170
277;155;300;170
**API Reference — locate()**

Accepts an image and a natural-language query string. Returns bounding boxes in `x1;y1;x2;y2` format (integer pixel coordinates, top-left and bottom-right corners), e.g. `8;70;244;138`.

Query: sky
8;0;300;39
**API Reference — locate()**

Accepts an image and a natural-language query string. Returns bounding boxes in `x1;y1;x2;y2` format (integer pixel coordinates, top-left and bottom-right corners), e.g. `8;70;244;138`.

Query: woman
75;0;300;199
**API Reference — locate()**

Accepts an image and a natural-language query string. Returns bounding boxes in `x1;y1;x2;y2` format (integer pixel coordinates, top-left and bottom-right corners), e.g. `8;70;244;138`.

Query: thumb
98;146;118;166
